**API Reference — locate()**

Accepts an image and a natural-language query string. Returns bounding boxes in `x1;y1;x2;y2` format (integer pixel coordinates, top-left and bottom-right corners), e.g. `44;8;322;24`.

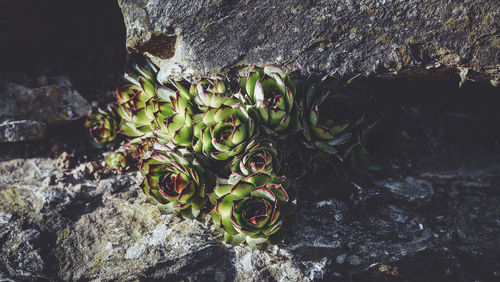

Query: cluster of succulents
85;60;375;248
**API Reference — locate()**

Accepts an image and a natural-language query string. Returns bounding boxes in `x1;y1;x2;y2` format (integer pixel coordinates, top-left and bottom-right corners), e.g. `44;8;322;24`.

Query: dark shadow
279;77;500;281
141;243;237;281
0;0;127;162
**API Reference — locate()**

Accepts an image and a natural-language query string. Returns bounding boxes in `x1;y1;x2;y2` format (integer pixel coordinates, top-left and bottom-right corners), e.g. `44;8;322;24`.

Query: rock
0;120;46;143
0;76;91;143
377;177;434;205
1;156;500;280
118;0;499;83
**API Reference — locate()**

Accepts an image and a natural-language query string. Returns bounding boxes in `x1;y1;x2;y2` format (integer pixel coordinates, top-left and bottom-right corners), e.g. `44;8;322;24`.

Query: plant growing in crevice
85;60;377;248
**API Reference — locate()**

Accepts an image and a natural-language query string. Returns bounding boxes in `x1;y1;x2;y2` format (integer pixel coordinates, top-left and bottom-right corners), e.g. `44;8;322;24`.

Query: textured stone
376;177;434;205
1;156;500;281
0;76;91;143
0;120;46;143
118;0;499;83
0;76;91;124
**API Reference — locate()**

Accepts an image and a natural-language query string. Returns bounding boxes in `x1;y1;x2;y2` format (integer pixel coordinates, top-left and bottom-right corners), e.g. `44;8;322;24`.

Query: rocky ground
1;1;500;281
1;77;499;281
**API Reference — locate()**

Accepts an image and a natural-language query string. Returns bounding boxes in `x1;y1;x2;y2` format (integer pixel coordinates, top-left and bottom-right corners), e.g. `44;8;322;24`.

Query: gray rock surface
1;155;499;281
376;176;434;205
118;0;499;84
0;120;46;143
0;76;91;143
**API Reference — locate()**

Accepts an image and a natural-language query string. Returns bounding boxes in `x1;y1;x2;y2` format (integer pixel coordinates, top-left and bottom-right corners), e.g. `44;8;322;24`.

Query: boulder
0;76;91;143
118;0;499;84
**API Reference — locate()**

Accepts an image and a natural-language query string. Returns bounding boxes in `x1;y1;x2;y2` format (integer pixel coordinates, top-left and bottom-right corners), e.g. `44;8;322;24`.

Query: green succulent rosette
342;118;380;174
141;145;213;219
240;66;298;135
153;84;195;147
193;102;257;161
104;152;126;169
115;61;162;141
116;61;198;149
230;139;278;176
84;105;119;145
209;173;295;248
191;78;241;111
300;73;354;157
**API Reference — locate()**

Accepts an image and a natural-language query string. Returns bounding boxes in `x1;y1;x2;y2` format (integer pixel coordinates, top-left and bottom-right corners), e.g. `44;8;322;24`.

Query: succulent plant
115;61;161;142
193;102;257;161
191;78;241;112
240;66;298;135
153;84;195;147
141;144;213;219
209;173;294;248
97;58;380;248
230;139;278;176
300;73;354;157
342;119;380;174
104;152;126;169
85;105;119;145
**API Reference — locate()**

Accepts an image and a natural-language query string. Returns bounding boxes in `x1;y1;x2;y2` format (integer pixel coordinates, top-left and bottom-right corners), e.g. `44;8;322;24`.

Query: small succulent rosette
240;66;299;136
300;73;354;157
191;78;242;112
153;84;195;147
84;105;119;145
209;172;295;248
193;101;258;161
104;152;126;169
115;61;160;141
141;144;214;219
230;139;278;176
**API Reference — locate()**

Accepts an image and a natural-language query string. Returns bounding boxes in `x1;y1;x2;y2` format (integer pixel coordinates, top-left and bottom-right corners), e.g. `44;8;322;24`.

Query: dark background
0;0;127;99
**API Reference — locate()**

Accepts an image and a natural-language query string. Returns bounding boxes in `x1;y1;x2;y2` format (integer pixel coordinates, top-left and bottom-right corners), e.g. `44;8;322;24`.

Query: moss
313;37;326;44
467;32;478;44
366;6;377;13
444;17;456;30
316;15;325;22
403;56;411;66
0;185;44;220
492;38;500;49
407;38;421;45
376;34;390;45
459;15;470;31
436;48;448;56
56;228;71;245
481;11;495;27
